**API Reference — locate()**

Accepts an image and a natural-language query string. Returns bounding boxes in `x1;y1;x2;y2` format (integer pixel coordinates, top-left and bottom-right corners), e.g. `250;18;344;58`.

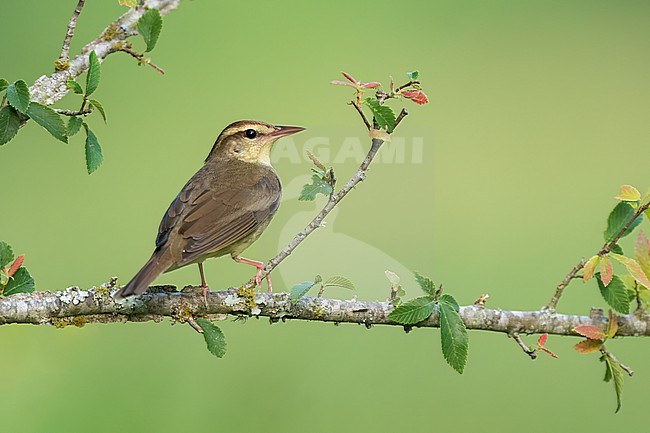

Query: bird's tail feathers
114;249;173;299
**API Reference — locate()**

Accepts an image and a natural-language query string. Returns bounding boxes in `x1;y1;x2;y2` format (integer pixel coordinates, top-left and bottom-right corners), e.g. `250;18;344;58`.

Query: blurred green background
1;0;649;431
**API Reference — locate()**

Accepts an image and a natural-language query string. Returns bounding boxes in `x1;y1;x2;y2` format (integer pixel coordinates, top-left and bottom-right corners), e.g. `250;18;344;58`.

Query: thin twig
185;316;204;334
29;0;180;106
349;101;371;130
118;46;166;74
56;0;86;70
602;349;634;376
510;332;536;359
394;108;408;129
261;107;409;278
546;200;650;310
547;259;585;311
395;80;420;93
55;108;92;116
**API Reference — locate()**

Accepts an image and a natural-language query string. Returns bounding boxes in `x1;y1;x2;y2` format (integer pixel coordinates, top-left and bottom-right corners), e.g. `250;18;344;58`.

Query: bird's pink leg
198;262;209;305
233;256;272;292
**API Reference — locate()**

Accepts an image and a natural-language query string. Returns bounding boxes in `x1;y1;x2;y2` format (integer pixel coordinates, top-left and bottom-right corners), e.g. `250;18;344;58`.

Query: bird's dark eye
244;129;257;139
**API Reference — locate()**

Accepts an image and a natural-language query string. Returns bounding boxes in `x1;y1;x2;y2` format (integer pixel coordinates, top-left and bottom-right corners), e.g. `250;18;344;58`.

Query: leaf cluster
0;241;35;296
573;310;625;413
387;271;468;374
1;51;106;174
582;185;650;314
299;151;336;201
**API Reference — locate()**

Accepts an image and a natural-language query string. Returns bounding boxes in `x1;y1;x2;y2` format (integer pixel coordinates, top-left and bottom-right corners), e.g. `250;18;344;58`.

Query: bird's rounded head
205;120;305;166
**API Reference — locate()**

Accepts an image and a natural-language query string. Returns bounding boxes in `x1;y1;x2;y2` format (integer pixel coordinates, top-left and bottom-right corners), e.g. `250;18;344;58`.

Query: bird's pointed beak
269;125;306;138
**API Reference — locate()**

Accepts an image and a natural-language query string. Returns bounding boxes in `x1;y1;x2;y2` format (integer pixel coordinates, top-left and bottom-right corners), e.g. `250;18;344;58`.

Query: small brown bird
114;120;305;300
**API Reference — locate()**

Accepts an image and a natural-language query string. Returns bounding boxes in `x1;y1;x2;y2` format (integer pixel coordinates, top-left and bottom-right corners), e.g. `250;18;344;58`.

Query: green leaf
195;318;226;358
596;273;630;314
604;202;643;242
83;123;103;174
119;0;138;7
602;355;612;382
88;99;107;123
407;70;419;80
414;271;436;297
0;105;20;146
3;267;35;295
0;78;8;92
290;280;317;303
322;275;355;290
0;241;14;269
6;80;30;114
364;97;396;132
86;51;101;96
603;355;624;413
66;80;84;94
299;174;333;201
67;116;83;137
388;296;436;325
439;300;469;374
438;293;460;312
610;243;624;255
137;8;163;52
26;102;67;143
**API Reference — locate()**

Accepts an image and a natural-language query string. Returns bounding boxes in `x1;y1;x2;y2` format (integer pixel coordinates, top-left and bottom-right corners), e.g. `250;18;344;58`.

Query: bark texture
1;284;647;337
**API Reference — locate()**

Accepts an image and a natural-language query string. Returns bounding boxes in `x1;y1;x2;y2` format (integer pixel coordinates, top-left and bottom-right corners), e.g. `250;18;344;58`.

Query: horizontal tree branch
29;0;180;106
2;284;648;337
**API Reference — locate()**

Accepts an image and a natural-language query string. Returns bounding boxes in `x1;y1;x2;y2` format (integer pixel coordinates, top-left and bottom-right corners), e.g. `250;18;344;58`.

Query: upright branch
262;71;423;277
55;0;87;71
263;109;408;276
547;199;650;311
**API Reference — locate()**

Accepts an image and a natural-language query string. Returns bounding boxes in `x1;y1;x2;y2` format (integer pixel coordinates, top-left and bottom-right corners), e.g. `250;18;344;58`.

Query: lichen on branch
29;0;179;106
1;285;648;338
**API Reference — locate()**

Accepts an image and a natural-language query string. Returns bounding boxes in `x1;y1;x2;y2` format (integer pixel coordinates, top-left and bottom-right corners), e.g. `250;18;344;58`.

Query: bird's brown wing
155;178;195;250
155;169;281;267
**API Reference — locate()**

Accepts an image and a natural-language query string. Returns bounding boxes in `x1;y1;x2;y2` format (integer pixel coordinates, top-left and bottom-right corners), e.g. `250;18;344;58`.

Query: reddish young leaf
600;256;613;287
540;347;558;358
333;72;379;89
574;325;606;340
574;339;603;354
537;333;548;346
330;80;355;88
6;255;24;278
341;72;356;83
401;89;429;105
